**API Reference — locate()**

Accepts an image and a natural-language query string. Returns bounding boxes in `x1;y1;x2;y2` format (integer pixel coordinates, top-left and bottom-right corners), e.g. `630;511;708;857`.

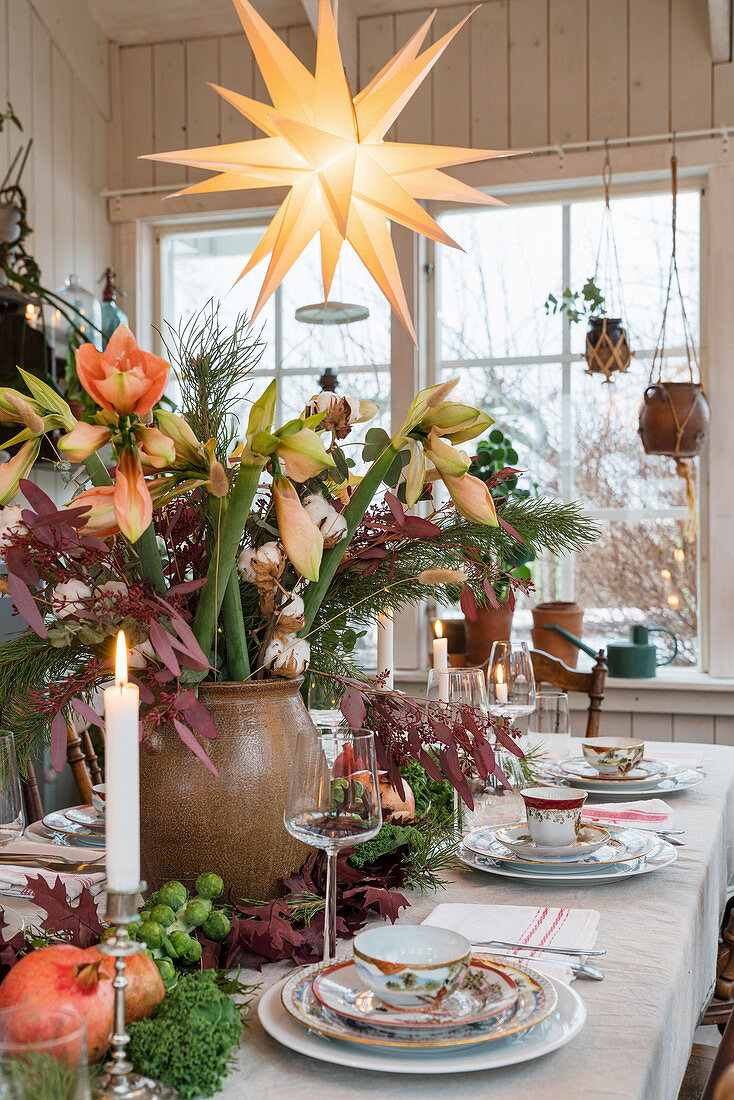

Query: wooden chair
530;648;608;739
65;719;102;806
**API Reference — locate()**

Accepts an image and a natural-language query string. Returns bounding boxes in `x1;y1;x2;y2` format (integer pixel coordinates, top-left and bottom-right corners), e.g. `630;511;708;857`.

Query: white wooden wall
0;0;111;293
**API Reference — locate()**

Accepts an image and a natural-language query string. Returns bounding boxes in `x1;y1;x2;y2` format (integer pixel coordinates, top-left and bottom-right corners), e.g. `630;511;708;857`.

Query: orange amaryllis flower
70;484;119;538
134;425;176;470
113;448;152;543
441;471;499;527
0;440;41;505
273;476;323;582
58;422;112;463
76;324;170;417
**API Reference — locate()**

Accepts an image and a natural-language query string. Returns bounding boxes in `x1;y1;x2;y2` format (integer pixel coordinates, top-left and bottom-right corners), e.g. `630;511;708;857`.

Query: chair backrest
530;649;607;738
65;719;103;806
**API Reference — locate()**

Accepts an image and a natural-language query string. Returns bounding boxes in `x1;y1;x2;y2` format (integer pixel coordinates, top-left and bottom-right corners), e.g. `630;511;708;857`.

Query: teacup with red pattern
520;786;588;848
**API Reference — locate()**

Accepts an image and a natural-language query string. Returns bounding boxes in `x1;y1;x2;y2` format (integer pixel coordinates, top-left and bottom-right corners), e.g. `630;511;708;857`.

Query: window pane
570;191;700;351
280;238;391;368
276;369;391;438
437;204;563;360
574;518;697;667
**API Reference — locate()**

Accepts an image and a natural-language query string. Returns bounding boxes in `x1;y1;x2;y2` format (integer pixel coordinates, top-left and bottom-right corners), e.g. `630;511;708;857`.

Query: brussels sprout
161;933;179;959
138;920;164;949
138;909;152;924
184;898;212;927
183;938;203;964
149;904;176;929
155;957;177;989
202;909;232;942
126;921;141;939
195;872;224;900
156;881;188;911
169;930;195;958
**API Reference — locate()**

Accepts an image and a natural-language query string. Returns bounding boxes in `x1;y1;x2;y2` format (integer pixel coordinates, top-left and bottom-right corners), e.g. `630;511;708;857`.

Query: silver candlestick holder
93;883;178;1100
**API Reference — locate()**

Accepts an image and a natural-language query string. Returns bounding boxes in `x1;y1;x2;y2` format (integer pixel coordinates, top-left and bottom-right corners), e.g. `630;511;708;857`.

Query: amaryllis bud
3;392;44;436
275;427;335;482
113;448;153;543
58;422;112;463
0;440;40;505
441;471;499;526
134;425;176;469
273;477;323;582
423;428;469;478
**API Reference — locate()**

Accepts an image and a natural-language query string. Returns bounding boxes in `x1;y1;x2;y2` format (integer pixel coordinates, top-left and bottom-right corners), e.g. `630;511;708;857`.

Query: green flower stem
82;453;167;595
190;461;263;662
221;572;250;680
302;443;398;631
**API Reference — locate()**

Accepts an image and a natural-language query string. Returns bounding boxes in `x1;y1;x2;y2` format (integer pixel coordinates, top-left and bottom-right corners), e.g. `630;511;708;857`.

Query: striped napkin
645;746;704;769
0;838;105;902
583;798;674;831
423;902;599;984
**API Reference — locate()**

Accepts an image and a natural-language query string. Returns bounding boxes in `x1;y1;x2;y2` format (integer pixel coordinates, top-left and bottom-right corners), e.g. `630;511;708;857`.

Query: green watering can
543;624;678;679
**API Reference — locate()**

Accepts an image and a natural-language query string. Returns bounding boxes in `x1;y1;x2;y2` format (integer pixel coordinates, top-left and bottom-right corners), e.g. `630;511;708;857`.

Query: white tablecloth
215;742;734;1100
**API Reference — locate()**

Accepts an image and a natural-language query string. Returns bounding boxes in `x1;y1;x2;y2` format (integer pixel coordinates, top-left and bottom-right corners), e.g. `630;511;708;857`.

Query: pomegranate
88;946;164;1022
378;772;415;824
0;944;114;1061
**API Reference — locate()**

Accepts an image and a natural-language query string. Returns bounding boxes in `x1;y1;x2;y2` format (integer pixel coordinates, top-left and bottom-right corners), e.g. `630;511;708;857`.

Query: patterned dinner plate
282;953;557;1049
492;822;611;862
21;820;104;852
65;805;105;829
549;758;686;793
39;812;106;847
463;826;655;871
312;957;519;1031
459;836;677;884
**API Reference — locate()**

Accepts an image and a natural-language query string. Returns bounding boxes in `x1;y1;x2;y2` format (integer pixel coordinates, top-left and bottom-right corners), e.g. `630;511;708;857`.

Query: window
158;221;391;430
437;189;701;667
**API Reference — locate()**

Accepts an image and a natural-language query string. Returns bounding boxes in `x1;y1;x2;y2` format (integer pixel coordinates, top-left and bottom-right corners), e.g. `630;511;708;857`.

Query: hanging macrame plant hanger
585;145;634;383
638;149;710;540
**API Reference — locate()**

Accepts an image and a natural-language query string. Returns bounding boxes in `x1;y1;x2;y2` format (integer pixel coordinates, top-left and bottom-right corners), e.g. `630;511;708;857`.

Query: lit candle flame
434;620;443;639
496;664;504;685
667;594;680;609
661;568;672;580
673;548;685;563
25;303;36;322
115;630;128;688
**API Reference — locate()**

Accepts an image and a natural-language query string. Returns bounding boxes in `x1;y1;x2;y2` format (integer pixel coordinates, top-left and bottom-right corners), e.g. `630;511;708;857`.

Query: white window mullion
561;202;575;601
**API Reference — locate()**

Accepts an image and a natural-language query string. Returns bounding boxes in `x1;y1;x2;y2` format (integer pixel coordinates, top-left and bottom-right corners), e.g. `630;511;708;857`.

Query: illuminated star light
144;0;514;343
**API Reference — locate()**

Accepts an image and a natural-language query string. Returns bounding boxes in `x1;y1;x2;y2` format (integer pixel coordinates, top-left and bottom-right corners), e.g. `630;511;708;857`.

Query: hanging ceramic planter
638;152;709;538
585;316;632;382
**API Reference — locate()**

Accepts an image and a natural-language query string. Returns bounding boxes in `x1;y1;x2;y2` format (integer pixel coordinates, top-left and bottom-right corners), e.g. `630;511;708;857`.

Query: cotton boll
52;579;93;619
320;509;347;548
237;541;286;591
265;633;310;678
99;580;129;599
302;494;333;524
0;505;26;550
278;592;305;632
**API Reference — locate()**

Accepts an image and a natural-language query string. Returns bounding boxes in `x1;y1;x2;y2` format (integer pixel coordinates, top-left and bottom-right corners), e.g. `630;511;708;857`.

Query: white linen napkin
0;837;105;902
645;746;704;769
583;798;674;831
422;902;599;984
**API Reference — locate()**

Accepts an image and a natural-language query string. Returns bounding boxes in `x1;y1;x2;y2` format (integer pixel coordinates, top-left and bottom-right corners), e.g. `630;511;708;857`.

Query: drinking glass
526;692;572;762
284;728;382;963
0;1005;91;1099
426;667;488;708
0;731;24;847
306;674;343;729
485;641;537;720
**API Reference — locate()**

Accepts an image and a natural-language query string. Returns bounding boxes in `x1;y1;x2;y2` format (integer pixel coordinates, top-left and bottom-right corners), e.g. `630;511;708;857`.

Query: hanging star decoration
144;0;513;342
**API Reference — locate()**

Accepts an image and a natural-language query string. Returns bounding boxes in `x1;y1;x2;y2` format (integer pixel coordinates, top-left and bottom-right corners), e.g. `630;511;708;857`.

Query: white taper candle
103;631;140;891
376;610;394;689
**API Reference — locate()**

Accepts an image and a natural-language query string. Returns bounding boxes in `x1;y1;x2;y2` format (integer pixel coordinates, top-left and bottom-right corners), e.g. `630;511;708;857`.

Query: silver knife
473;938;606;957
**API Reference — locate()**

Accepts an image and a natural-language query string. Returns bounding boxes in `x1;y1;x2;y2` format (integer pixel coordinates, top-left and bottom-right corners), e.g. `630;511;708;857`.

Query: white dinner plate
465;826;653;871
0;903;26;937
539;764;705;799
552;758;685;792
24;820;104;852
259;971;585;1074
458;837;677;883
492;822;611;861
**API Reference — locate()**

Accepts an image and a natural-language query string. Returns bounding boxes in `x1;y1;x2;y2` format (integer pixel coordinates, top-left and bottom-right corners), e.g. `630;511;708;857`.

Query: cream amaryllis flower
273;476;324;581
441;471;498;526
275;426;335;482
76;324;170;417
0;440;40;506
58;422;113;463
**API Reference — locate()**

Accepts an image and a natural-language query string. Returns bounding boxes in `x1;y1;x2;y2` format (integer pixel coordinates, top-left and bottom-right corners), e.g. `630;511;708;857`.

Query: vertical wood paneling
31;12;54;285
0;0;8;171
51;46;73;287
286;24;317;73
597;711;632;738
186;37;220;150
548;0;587;143
470;1;509;149
715;716;734;745
671;0;713;131
7;0;32;223
433;5;472;146
587;0;628;142
713;61;734;126
93;106;111;271
394;12;433;144
359;15;395;89
629;0;670;137
508;0;549;147
220;33;255;143
152;42;186;187
120;45;154;190
672;713;715;742
631;712;673;741
72;79;95;284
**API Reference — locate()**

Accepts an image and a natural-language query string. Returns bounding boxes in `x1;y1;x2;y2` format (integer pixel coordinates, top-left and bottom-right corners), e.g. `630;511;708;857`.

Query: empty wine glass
0;1006;91;1099
426;667;488;708
0;731;24;847
285;727;382;962
486;641;537;720
526;691;572;762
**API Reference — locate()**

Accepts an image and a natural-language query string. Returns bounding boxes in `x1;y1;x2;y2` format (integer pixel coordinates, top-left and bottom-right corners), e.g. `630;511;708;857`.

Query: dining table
3;739;734;1099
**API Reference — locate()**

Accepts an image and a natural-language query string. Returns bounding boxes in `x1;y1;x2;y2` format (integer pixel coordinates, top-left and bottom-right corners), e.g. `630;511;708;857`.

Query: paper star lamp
144;0;513;343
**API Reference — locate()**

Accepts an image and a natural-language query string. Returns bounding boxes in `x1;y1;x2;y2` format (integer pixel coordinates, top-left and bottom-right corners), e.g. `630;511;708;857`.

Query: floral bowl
91;783;106;817
581;738;644;776
353;926;472;1009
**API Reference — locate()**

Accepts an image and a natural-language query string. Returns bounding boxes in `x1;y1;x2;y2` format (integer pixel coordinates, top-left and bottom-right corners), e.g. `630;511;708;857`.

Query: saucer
463;825;654;870
548;759;688;793
312;958;519;1031
42;810;106;844
282;953;556;1049
492;821;611;862
24;820;104;851
65;805;105;829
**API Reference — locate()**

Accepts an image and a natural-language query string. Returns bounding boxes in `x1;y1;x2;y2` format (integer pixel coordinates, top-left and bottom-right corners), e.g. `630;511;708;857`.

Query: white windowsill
394;668;734;691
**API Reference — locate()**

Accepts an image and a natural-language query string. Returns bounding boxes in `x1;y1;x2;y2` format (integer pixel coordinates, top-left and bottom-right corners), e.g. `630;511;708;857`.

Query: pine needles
159;301;266;462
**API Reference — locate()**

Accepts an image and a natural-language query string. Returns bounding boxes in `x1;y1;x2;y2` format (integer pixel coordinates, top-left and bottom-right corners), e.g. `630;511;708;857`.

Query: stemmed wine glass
426;668;488;826
0;731;24;847
486;641;537;720
285;727;382;963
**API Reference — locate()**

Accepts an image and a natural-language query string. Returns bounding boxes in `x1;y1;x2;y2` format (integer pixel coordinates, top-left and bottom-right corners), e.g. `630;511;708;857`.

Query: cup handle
647;627;678;666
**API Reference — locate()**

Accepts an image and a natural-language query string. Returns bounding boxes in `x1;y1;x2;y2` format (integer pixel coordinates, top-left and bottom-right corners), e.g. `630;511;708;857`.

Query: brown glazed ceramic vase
140;678;310;901
464;605;514;666
531;601;584;668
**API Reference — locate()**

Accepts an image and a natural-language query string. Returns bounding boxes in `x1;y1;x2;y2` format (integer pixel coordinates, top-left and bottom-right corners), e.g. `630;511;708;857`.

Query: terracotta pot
638;381;710;458
531;601;584;668
140;678;310;901
464;605;513;666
